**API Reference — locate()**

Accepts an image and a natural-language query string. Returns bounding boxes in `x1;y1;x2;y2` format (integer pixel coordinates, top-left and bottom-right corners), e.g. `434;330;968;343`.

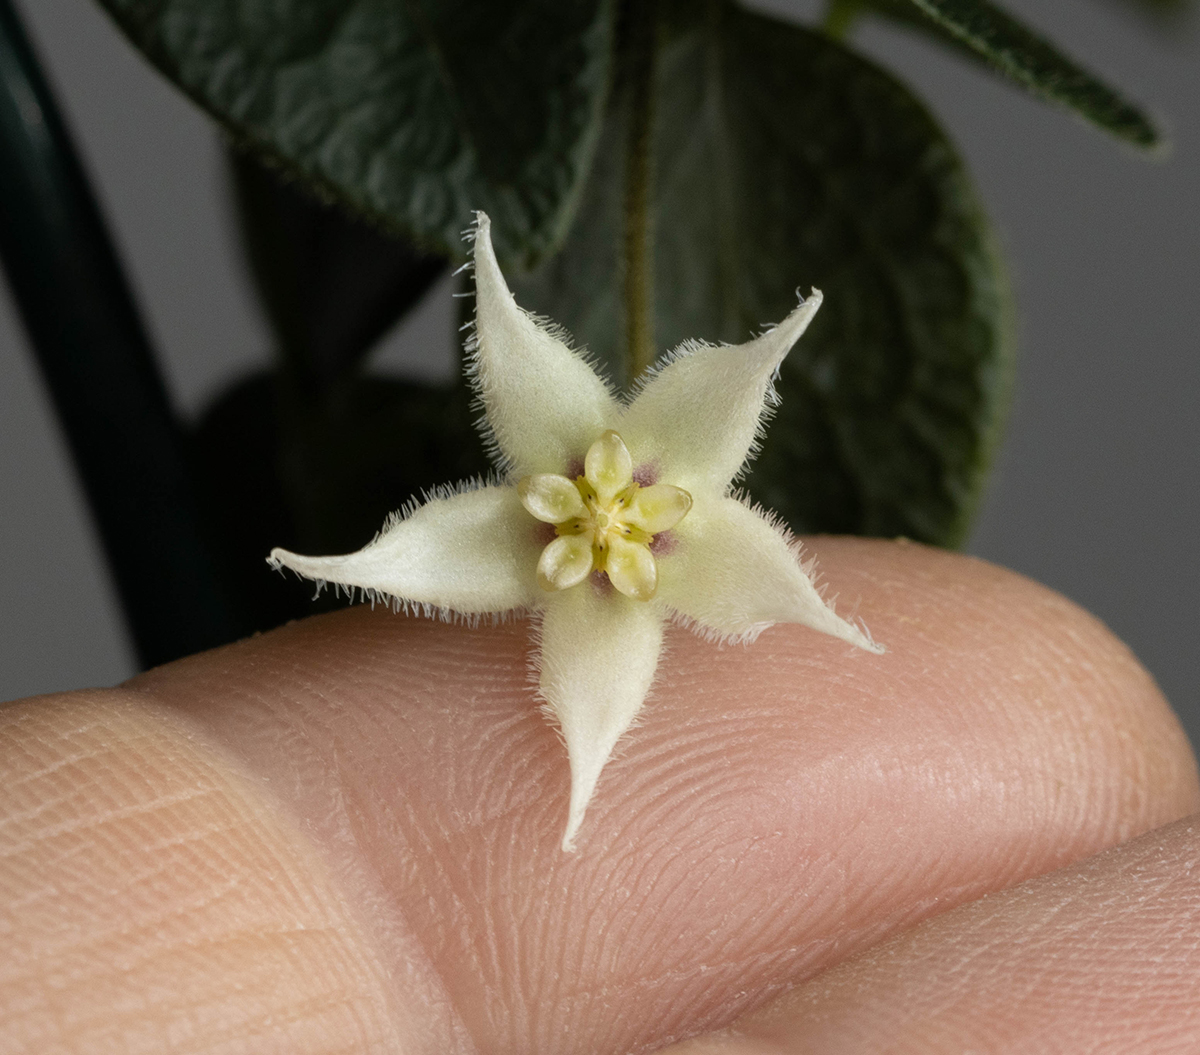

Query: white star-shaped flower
270;213;883;851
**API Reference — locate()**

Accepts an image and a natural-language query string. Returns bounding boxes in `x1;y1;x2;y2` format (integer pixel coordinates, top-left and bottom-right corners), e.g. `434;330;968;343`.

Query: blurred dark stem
0;0;241;667
622;0;659;381
229;150;448;396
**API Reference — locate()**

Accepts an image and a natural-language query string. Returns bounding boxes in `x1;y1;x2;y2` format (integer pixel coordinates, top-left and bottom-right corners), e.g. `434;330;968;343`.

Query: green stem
622;0;658;384
822;0;866;39
0;0;241;665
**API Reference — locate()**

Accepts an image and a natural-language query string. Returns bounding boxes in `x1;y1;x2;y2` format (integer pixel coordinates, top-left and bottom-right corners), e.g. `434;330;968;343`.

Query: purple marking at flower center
633;463;658;486
535;522;557;546
650;530;676;556
565;457;585;479
590;569;613;596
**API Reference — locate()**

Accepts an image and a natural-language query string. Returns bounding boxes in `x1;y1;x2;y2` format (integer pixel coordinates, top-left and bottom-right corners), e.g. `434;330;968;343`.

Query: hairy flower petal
658;495;884;652
539;587;665;851
619;292;823;497
269;486;539;614
472;214;618;476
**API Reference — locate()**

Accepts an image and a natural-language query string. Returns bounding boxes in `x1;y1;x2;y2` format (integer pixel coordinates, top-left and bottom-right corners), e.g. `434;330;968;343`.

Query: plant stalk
622;0;658;383
0;0;241;666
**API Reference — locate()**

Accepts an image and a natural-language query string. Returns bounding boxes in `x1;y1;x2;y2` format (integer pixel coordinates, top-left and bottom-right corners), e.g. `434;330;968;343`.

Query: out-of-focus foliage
514;2;1010;545
13;0;1166;654
860;0;1160;146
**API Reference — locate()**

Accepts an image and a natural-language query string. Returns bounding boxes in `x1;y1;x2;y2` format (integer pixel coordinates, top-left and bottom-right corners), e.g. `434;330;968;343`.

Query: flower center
564;475;651;562
517;430;692;601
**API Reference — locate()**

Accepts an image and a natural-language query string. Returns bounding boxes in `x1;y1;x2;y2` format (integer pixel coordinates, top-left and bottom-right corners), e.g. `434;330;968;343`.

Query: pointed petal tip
470;208;512;307
777;286;823;337
805;595;885;654
540;591;664;854
558;752;605;854
859;636;887;656
266;547;329;583
560;774;598;853
723;284;825;381
836;619;886;655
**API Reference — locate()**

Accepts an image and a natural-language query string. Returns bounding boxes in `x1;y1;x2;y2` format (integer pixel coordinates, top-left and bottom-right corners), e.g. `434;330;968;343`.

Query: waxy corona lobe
270;212;883;851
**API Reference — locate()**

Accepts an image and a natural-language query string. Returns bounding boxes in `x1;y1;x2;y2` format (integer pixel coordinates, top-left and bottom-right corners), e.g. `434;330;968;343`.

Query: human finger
660;813;1200;1055
121;538;1197;1053
0;689;418;1054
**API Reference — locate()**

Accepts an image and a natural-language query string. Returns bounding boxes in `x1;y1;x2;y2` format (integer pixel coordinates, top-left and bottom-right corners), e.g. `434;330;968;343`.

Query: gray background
2;0;1197;746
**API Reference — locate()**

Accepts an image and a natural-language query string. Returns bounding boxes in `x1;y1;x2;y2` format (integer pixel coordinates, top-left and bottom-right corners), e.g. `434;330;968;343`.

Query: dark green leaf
513;1;1012;547
96;0;616;261
230;148;447;391
877;0;1161;148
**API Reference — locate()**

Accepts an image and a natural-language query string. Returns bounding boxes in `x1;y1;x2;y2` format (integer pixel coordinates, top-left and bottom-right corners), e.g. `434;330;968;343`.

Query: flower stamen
519;430;692;601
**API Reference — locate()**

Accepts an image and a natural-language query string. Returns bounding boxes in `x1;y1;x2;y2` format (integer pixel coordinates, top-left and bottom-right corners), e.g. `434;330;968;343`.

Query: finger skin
0;692;428;1055
666;814;1200;1055
1;540;1196;1054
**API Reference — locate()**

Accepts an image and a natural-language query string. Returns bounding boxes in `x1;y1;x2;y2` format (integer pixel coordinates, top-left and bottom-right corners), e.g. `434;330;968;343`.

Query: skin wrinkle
51;927;347;1033
0;736;150;833
1;785;227;860
553;937;833;1053
601;847;720;968
174;992;369;1055
14;865;245;973
0;740;115;793
6;800;253;943
632;825;762;949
